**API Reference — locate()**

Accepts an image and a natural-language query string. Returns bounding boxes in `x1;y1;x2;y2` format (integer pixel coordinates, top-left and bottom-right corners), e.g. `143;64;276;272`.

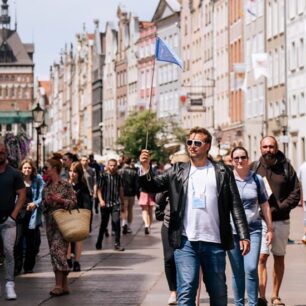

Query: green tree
117;110;185;163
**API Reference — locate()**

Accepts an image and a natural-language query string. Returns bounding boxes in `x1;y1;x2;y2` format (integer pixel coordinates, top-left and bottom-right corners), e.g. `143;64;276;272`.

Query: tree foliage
117;110;186;163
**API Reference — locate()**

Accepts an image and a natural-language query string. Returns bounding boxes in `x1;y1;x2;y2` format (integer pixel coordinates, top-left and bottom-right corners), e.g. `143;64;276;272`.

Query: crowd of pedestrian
0;144;143;299
139;130;302;306
0;126;305;305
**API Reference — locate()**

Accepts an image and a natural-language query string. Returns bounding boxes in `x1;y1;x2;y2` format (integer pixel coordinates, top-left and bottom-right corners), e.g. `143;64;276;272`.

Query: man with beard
0;143;26;300
96;159;125;251
252;136;300;306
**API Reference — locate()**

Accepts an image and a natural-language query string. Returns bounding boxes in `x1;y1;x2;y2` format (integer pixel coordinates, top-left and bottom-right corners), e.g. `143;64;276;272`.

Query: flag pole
145;58;156;150
144;36;182;150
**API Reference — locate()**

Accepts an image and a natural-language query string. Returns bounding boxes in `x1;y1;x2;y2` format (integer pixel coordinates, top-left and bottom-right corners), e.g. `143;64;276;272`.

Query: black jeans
161;223;177;291
14;213;41;273
97;205;121;246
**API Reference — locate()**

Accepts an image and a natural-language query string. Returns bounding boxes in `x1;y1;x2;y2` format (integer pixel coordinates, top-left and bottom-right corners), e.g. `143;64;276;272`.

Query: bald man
252;136;300;306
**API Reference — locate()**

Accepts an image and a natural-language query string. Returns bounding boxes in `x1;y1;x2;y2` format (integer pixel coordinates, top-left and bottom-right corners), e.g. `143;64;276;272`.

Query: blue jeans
227;232;262;306
0;217;16;281
174;236;227;306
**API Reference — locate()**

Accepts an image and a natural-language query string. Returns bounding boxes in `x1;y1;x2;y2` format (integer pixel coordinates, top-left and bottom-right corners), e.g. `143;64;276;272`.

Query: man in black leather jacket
139;127;250;306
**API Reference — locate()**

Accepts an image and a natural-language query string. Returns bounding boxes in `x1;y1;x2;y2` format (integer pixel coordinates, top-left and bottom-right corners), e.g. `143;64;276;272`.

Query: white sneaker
168;294;177;305
5;281;17;300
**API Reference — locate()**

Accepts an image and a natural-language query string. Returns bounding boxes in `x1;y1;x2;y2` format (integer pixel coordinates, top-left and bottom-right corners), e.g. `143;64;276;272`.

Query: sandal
49;287;64;296
271;297;285;306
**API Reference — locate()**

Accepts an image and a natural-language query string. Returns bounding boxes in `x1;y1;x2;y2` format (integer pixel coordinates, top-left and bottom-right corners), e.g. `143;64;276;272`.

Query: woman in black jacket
67;162;91;272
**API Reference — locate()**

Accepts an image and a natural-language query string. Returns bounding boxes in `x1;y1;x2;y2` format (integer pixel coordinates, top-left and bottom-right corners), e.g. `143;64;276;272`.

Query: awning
0;111;33;124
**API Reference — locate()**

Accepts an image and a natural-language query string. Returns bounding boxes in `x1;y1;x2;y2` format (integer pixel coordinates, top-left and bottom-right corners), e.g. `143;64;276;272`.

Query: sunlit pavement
0;205;306;305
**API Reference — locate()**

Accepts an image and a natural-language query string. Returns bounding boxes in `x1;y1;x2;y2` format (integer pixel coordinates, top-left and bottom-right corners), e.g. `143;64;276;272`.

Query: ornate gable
152;0;180;22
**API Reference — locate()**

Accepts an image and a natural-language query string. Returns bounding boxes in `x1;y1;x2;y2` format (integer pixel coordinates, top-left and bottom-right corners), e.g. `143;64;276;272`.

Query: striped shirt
98;172;122;207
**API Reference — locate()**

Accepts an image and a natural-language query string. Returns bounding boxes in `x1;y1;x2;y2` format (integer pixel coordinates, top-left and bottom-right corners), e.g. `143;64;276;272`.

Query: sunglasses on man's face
186;139;206;147
233;155;248;161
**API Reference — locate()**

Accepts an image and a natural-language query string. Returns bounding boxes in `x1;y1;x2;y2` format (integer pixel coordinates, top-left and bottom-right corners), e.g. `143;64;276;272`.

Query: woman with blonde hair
43;154;76;296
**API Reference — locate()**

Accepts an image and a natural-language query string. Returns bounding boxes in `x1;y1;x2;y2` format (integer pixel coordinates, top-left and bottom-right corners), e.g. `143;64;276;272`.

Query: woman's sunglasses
233;155;248;161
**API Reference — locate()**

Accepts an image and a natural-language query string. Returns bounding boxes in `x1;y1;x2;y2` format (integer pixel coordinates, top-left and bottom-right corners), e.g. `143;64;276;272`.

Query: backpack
252;172;264;203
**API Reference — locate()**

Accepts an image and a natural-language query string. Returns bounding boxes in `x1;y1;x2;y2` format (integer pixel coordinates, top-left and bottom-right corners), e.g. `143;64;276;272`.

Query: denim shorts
260;220;290;256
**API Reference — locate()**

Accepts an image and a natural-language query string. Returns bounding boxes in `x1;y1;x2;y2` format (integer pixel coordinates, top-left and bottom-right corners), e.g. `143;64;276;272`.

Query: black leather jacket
139;160;249;250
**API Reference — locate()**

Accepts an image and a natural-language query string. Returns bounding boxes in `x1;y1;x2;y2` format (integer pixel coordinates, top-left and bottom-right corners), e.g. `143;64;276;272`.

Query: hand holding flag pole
145;37;183;149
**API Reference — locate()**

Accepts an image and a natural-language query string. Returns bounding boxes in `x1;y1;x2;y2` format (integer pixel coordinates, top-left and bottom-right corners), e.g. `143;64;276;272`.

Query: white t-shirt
183;161;220;243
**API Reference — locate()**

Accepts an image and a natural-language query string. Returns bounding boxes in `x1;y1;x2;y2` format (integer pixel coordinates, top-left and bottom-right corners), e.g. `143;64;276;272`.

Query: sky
12;0;159;79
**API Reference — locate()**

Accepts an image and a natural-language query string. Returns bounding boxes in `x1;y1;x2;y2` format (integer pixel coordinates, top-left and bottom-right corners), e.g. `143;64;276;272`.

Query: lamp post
40;120;48;166
32;103;44;168
278;111;288;155
214;126;222;155
217;136;222;155
99;122;104;155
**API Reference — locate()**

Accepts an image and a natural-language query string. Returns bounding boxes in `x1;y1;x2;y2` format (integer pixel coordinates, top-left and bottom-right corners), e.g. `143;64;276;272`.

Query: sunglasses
233;155;248;161
186;139;206;147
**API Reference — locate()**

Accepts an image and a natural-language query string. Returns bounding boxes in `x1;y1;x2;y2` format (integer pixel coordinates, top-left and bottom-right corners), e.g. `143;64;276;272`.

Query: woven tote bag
52;208;91;242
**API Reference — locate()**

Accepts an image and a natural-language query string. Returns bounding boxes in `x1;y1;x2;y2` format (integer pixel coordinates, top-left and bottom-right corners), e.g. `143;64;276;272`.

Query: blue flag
155;37;183;69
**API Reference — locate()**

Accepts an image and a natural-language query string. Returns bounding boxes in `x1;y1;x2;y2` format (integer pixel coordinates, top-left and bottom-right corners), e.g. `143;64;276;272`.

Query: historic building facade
214;0;230;150
153;0;181;122
92;20;105;155
243;0;266;161
137;21;157;111
116;7;129;142
227;0;244;147
286;0;306;168
0;0;34;136
265;0;286;144
49;28;93;154
126;13;140;113
42;2;306;169
102;22;118;152
180;0;206;130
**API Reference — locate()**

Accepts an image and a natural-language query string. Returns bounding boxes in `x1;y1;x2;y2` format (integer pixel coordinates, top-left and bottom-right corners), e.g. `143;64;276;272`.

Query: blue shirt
232;171;268;234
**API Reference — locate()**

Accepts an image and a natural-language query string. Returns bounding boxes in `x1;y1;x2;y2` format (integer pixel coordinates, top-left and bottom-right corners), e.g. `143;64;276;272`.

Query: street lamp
32;103;44;168
32;103;44;125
